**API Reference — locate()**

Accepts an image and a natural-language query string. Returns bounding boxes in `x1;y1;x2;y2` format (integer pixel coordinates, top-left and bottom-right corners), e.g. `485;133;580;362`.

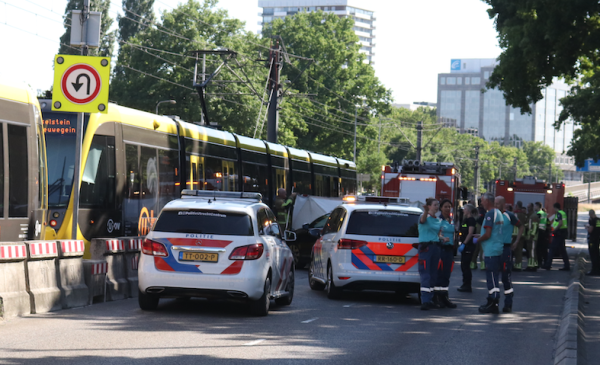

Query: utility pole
353;106;357;163
267;39;281;143
71;0;90;240
416;121;423;163
200;53;206;124
378;115;381;154
588;172;592;202
513;156;518;181
549;163;552;184
474;144;480;204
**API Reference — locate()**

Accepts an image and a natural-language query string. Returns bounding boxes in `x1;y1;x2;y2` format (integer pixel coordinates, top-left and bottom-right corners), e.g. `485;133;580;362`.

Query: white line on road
301;318;319;323
343;303;355;308
243;339;266;346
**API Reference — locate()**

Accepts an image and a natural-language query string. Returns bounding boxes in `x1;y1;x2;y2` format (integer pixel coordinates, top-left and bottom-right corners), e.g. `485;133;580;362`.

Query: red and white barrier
25;241;61;314
56;240;88;309
105;240;124;252
131;256;139;271
91;262;108;275
60;240;85;256
128;238;142;252
0;244;27;260
28;241;57;257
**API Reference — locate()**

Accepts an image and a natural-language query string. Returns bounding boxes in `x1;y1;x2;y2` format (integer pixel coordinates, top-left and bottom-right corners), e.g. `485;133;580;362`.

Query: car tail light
142;239;169;257
338;277;351;280
229;244;264;260
338;239;368;250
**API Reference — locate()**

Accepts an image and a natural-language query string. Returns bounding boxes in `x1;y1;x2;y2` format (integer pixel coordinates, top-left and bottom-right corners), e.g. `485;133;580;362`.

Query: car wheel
327;263;342;300
309;256;326;291
249;276;271;316
275;269;294;306
138;289;159;310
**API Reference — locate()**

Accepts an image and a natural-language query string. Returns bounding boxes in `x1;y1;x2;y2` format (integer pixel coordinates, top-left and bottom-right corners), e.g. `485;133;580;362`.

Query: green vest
552;210;568;230
538;210;548;230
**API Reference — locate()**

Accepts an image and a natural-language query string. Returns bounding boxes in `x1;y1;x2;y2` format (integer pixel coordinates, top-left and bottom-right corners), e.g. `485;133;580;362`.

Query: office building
437;58;581;182
258;1;376;64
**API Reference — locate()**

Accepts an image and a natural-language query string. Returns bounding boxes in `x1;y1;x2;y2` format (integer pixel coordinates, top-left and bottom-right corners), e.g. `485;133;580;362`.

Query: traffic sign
52;55;110;113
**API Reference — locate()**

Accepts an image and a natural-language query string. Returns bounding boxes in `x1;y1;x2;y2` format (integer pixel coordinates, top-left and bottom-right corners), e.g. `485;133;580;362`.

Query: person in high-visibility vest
585;210;600;275
543;202;570;271
274;188;293;229
525;210;540;271
535;202;550;268
512;201;528;271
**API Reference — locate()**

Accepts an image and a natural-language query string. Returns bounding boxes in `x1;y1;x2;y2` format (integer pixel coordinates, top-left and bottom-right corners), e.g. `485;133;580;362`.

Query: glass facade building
258;1;376;64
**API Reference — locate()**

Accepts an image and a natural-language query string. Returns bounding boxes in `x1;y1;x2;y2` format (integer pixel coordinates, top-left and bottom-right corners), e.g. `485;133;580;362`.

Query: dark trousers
537;231;549;267
418;242;440;303
546;229;570;269
501;245;514;306
460;243;475;287
436;245;454;290
589;235;600;273
485;256;502;300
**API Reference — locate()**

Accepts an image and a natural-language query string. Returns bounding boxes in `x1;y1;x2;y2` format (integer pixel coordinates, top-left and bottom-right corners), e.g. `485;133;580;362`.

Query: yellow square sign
52;55;110;113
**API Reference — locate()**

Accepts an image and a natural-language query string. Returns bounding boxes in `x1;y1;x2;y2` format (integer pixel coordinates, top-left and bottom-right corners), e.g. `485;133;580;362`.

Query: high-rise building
257;1;376;64
437;58;581;182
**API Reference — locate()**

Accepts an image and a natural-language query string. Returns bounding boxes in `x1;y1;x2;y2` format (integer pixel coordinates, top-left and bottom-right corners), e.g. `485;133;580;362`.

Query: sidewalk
579;257;600;365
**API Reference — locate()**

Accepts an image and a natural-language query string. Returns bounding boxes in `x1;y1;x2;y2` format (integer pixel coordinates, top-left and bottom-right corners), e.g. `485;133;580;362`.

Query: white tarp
291;196;344;230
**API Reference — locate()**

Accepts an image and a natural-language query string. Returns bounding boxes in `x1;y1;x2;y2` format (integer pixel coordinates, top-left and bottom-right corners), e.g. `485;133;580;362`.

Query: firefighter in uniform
525;211;540;271
535;202;549;268
512;201;528;271
435;199;457;308
477;192;505;314
274;188;293;229
418;198;443;310
586;210;600;275
543;202;570;271
496;196;523;313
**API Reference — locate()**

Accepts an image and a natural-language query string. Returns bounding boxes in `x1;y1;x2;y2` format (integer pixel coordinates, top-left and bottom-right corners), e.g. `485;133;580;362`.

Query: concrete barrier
90;238;128;301
25;241;62;314
57;240;89;309
82;260;108;304
122;237;143;298
0;242;30;319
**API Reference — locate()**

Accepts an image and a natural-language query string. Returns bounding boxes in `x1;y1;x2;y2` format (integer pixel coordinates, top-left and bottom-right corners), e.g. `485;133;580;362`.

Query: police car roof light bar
181;190;262;201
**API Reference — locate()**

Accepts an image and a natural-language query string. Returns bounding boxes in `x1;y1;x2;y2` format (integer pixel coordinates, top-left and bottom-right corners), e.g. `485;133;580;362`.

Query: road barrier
82;260;108;304
0;242;30;319
122;237;143;298
24;241;62;314
90;238;128;301
57;240;89;309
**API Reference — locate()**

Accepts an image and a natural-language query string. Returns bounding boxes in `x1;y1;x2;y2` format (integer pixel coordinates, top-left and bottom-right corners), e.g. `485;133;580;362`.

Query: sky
0;0;501;104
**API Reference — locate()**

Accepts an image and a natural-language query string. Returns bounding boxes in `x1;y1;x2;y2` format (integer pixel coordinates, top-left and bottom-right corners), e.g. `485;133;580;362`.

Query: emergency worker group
417;192;573;313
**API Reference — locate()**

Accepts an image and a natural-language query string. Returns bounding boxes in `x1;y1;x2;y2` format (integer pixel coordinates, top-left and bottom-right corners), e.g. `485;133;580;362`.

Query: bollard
57;240;89;309
121;237;143;298
82;260;108;305
90;238;129;301
0;242;30;319
25;241;62;314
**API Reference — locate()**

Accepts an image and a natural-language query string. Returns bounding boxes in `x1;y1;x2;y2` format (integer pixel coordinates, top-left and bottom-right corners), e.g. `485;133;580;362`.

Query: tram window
140;147;159;213
0;125;3;217
293;170;312;195
204;156;224;191
242;162;269;199
79;135;115;209
8;125;28;217
158;149;178;205
123;144;140;236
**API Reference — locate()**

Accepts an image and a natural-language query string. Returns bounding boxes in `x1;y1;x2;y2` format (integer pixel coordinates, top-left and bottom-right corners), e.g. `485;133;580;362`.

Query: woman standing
458;205;478;292
435;199;457;308
418;198;443;310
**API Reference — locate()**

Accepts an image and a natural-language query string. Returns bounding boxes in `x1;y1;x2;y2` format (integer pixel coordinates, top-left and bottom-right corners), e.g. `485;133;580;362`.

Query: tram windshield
43;111;87;208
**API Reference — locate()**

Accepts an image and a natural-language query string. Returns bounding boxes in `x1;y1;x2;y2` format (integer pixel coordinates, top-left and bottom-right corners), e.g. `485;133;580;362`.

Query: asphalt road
0;252;576;365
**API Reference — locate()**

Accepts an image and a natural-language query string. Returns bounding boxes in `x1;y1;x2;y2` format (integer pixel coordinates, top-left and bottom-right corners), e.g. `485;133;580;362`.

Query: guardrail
565;182;600;202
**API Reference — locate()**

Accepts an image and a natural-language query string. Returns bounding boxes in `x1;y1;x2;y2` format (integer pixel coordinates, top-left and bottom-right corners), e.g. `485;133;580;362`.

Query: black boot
420;301;436;310
478;298;499;314
457;285;472;292
441;292;457;308
433;292;445;308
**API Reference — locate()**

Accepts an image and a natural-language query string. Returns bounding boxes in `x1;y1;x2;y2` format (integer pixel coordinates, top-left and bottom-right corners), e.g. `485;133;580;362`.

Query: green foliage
482;0;600;164
118;0;155;42
58;0;115;57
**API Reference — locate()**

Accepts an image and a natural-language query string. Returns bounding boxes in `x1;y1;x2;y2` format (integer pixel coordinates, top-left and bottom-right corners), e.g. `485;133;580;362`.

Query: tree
522;141;563;181
482;0;600;164
118;0;155;42
58;0;115;57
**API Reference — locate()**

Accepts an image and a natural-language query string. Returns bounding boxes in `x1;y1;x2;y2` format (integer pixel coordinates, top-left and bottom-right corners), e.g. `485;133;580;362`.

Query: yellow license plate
375;255;406;264
180;252;218;262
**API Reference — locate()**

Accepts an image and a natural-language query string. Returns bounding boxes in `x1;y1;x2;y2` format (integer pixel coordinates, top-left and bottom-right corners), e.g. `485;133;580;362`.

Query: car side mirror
284;230;297;241
302;223;310;230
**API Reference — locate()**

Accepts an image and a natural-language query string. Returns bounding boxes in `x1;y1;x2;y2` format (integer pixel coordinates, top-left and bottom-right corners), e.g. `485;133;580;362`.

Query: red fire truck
495;177;564;211
381;160;463;205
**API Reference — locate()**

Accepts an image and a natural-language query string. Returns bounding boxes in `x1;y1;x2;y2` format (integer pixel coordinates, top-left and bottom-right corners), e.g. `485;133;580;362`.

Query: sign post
50;0;108;240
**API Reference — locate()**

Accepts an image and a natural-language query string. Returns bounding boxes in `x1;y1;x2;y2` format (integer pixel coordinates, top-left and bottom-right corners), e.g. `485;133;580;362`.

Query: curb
553;250;586;365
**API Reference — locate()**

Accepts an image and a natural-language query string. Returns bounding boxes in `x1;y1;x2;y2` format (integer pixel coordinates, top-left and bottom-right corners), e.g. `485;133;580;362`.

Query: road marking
243;339;266;346
343;303;355;308
301;318;319;323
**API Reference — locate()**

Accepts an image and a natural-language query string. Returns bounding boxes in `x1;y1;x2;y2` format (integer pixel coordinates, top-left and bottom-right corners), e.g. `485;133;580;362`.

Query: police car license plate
375;255;405;264
180;252;218;262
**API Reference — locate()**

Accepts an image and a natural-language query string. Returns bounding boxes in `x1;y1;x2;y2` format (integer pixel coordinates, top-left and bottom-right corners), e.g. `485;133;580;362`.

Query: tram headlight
49;220;58;228
53;212;60;218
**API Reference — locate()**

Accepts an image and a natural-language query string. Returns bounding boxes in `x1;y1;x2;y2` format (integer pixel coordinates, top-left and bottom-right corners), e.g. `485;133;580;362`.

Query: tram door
189;155;205;190
222;160;235;191
276;169;286;191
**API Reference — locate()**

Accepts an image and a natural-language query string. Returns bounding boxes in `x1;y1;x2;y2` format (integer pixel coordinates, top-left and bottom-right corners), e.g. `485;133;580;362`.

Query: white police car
138;190;294;316
308;197;422;299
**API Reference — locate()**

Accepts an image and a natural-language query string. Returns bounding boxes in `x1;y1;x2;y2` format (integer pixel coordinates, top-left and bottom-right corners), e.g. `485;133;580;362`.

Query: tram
0;83;49;241
39;101;357;253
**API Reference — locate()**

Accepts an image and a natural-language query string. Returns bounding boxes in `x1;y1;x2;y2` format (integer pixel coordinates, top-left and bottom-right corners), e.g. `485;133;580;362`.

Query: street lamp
155;99;176;114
